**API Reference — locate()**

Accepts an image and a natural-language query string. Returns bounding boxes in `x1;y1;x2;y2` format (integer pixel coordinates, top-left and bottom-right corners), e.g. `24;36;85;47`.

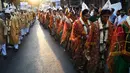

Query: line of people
0;4;36;59
38;6;130;73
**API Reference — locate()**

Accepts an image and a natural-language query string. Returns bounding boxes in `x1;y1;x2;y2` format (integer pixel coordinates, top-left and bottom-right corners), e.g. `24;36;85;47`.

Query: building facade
62;0;130;11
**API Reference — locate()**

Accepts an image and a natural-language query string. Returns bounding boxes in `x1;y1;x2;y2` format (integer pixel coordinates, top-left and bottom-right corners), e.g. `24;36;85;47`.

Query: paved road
0;20;77;73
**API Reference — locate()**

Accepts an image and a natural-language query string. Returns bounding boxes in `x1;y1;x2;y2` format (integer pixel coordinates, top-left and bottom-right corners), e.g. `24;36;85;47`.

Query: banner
82;2;89;11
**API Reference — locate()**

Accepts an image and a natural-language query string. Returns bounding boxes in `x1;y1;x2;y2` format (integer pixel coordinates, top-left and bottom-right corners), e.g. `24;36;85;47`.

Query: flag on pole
82;2;89;11
110;2;122;15
102;0;111;9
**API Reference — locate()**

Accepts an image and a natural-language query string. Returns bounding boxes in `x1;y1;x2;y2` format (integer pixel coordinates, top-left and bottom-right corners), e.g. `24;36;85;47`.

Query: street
0;20;77;73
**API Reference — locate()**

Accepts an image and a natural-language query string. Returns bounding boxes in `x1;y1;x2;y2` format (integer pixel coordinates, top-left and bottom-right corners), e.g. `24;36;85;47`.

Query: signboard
20;2;28;10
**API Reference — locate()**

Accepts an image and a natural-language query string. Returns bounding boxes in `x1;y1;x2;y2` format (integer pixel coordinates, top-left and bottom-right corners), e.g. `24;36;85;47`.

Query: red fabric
55;18;60;33
85;23;100;72
48;14;53;29
69;19;86;58
70;19;86;41
85;21;115;73
39;13;43;23
107;25;125;73
61;21;71;43
42;13;45;24
57;20;64;34
110;26;125;52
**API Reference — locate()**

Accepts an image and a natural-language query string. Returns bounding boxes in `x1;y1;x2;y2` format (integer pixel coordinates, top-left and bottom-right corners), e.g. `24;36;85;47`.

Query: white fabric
14;44;19;49
4;2;8;8
114;17;118;26
69;18;73;22
56;14;61;20
25;27;30;33
20;2;28;10
110;2;122;15
79;17;90;35
85;53;91;61
98;18;108;44
80;17;87;33
72;8;75;14
82;2;89;11
100;44;106;54
21;29;24;35
68;8;70;12
24;28;27;35
26;28;30;33
90;9;94;16
87;20;90;26
117;15;127;25
10;4;16;10
10;8;15;13
65;16;71;24
20;35;23;40
102;0;111;9
53;15;56;27
19;37;21;44
1;44;7;56
52;7;57;10
59;6;63;10
61;15;66;21
5;8;11;13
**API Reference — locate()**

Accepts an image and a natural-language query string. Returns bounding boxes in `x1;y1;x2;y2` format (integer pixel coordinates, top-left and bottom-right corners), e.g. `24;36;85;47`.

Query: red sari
85;19;114;73
61;18;72;44
45;13;50;26
70;18;86;59
39;13;43;24
55;15;61;34
48;14;53;30
42;13;45;25
57;18;65;35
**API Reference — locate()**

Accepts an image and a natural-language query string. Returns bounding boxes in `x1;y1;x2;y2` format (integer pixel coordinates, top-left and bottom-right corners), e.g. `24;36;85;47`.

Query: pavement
0;20;77;73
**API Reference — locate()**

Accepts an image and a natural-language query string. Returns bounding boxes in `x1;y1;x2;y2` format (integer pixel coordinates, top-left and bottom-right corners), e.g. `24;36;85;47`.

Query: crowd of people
38;4;130;73
0;3;36;59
